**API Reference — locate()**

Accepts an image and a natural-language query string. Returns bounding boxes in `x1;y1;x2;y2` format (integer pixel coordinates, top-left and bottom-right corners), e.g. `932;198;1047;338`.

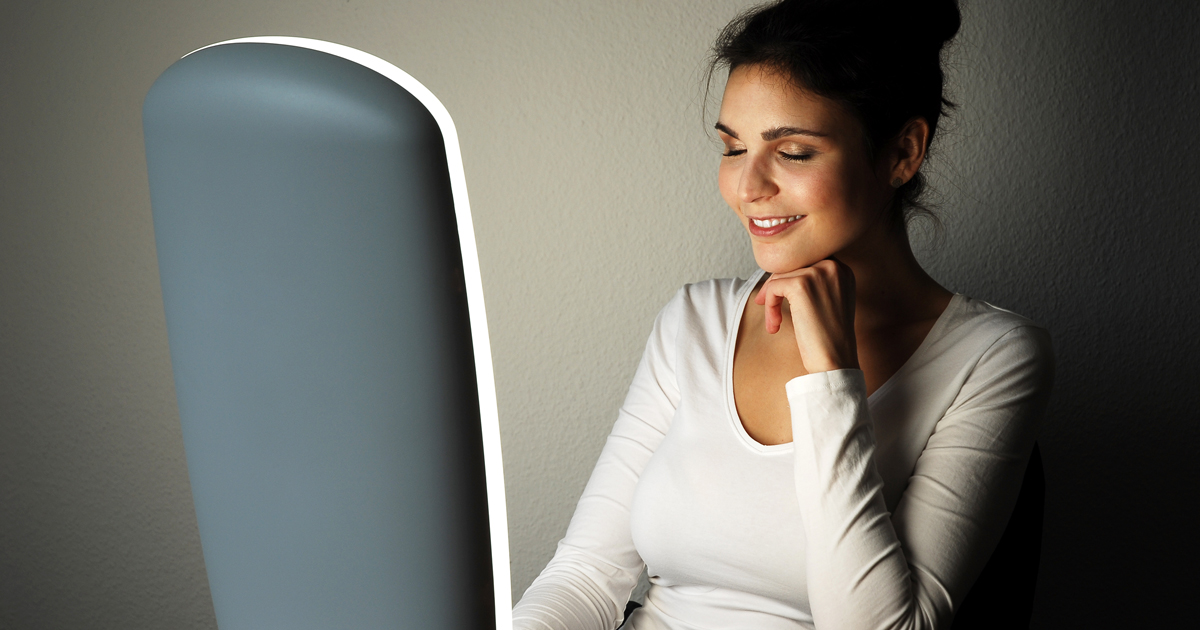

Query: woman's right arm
512;289;684;630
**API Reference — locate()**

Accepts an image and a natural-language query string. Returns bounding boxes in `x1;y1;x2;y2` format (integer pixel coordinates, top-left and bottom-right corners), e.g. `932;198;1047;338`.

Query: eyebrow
714;122;827;141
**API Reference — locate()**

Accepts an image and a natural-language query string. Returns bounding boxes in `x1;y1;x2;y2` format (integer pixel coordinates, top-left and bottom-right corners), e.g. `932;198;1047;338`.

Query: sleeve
512;289;685;630
786;325;1055;630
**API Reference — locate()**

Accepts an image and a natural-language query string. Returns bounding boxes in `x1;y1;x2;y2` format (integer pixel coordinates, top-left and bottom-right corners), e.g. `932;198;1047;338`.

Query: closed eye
722;148;746;157
780;151;813;162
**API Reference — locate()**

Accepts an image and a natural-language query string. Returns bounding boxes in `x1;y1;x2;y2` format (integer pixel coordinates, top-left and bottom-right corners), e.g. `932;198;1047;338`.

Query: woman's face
716;65;895;274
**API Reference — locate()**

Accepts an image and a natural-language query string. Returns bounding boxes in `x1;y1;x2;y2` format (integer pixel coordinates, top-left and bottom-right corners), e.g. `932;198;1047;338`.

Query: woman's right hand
754;258;859;375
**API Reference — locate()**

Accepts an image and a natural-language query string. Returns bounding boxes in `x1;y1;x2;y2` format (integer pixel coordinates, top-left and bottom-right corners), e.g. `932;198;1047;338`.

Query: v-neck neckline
723;269;963;452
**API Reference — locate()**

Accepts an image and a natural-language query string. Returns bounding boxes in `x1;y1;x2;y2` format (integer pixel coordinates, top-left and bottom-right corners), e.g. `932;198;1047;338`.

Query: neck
837;222;949;330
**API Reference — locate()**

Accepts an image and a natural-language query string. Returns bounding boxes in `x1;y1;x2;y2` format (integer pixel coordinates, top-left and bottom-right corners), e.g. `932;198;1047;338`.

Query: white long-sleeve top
512;270;1055;630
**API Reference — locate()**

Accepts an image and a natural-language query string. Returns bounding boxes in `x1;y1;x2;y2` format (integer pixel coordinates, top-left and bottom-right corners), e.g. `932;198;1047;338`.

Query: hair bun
903;0;962;51
926;0;962;48
867;0;960;53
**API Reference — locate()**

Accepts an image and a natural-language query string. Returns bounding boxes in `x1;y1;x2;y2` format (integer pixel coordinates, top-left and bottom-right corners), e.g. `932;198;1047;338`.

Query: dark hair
709;0;961;233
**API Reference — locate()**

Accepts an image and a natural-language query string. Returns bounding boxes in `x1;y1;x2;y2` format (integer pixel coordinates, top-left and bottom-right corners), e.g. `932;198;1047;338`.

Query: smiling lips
747;214;804;236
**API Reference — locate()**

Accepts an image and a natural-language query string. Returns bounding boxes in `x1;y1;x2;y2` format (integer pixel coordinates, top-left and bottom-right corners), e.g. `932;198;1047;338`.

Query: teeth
752;216;802;228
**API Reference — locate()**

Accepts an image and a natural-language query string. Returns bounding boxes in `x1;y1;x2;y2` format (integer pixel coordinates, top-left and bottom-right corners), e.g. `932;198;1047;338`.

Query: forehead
717;65;857;137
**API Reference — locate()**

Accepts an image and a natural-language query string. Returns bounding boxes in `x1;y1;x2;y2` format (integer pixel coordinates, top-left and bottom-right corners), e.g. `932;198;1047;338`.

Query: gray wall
1;1;1195;628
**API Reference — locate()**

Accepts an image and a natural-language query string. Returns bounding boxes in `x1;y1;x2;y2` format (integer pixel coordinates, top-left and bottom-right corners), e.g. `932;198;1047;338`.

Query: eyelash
720;148;814;162
780;151;814;162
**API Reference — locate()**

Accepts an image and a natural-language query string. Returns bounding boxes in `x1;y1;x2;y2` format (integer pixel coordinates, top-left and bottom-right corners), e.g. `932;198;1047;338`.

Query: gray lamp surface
143;38;510;630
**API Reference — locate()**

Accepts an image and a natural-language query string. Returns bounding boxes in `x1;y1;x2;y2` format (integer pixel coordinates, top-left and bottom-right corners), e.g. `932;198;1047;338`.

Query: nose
738;152;778;204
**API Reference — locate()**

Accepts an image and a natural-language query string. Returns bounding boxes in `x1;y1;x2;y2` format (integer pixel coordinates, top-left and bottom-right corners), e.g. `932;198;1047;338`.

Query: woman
512;1;1054;628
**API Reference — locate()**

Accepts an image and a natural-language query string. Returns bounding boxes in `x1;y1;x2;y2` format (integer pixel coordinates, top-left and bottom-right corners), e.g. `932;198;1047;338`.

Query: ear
882;117;930;187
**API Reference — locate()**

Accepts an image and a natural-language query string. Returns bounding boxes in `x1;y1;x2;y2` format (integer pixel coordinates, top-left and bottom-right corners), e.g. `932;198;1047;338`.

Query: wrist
802;349;859;373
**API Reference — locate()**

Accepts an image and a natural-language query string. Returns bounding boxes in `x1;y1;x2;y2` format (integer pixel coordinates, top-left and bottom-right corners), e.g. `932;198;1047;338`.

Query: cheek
830;154;884;213
781;166;838;212
789;161;861;217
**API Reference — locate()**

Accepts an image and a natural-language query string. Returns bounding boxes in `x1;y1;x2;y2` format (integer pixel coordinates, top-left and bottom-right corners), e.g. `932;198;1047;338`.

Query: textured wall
1;1;1196;628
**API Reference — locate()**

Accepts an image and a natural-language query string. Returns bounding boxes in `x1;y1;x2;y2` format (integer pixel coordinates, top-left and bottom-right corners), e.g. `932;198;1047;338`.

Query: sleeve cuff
784;368;866;401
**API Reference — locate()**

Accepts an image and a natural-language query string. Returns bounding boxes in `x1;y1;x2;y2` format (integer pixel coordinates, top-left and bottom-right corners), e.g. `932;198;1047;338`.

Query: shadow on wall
916;2;1200;625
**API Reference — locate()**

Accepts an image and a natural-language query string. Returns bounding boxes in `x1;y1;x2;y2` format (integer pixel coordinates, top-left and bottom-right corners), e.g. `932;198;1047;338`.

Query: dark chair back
951;442;1045;629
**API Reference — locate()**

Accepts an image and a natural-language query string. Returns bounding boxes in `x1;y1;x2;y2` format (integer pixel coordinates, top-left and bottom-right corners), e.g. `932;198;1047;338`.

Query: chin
751;246;821;275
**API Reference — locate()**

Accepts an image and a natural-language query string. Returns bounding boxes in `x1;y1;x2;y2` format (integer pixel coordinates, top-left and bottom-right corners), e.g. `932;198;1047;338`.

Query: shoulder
954;296;1047;337
660;271;763;324
938;296;1056;407
950;296;1054;364
642;272;762;363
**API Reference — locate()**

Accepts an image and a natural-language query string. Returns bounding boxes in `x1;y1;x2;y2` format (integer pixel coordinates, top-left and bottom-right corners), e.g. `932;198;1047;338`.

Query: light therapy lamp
143;37;511;629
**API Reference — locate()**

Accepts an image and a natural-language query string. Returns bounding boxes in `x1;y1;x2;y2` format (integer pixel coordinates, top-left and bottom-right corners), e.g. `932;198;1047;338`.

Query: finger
761;286;784;334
